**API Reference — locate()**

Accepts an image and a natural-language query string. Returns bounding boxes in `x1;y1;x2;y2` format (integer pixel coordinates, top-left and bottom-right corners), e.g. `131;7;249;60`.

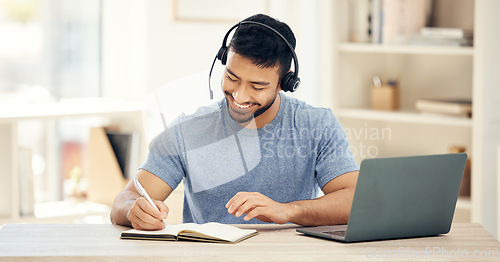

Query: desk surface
0;223;499;261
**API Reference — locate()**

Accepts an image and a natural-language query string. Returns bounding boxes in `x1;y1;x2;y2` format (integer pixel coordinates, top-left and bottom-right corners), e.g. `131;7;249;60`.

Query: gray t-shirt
141;93;359;224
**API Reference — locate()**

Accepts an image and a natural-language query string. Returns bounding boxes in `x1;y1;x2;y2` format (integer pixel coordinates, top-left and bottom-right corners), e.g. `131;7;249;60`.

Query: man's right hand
127;197;169;230
110;169;174;229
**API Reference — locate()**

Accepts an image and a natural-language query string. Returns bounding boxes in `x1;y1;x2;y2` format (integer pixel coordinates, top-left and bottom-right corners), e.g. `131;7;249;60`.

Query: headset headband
221;21;299;77
208;20;300;99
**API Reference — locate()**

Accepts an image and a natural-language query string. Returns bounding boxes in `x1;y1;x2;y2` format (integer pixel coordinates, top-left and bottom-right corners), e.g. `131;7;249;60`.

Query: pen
133;177;168;226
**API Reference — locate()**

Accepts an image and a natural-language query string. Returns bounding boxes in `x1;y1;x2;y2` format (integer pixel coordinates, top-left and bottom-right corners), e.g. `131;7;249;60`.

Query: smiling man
110;14;360;230
223;51;281;127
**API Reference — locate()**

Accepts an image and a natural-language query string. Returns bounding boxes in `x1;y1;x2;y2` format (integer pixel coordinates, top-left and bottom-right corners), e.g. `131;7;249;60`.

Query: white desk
0;98;143;221
0;223;499;261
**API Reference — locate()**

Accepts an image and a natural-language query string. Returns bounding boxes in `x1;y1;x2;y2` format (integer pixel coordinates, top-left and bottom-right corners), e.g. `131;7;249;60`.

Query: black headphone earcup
217;46;228;65
281;72;300;92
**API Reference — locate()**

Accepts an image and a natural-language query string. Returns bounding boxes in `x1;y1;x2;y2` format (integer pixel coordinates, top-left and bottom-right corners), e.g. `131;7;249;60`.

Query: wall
101;0;324;107
472;0;500;238
101;0;148;101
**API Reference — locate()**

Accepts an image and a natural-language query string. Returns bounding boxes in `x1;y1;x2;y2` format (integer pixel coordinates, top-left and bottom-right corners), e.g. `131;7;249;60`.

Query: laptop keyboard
323;230;346;237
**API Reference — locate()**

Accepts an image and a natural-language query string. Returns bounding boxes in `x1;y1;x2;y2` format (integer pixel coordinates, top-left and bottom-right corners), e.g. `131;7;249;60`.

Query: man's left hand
225;192;293;224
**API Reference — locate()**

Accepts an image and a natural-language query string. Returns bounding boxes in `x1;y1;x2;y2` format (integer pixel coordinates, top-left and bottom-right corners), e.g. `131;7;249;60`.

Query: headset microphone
208;20;300;100
208;56;217;99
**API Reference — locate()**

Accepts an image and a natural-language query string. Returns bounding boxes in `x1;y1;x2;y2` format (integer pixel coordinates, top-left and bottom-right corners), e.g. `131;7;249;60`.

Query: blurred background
0;0;499;239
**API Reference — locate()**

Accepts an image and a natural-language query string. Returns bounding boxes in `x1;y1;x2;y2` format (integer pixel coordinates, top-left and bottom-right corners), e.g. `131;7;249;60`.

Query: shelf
338;43;474;56
0;101;145;222
454;197;471;223
337;108;472;127
456;196;471;210
0;97;142;123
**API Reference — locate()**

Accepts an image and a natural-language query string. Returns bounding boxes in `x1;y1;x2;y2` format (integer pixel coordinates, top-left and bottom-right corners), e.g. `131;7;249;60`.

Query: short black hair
228;14;296;82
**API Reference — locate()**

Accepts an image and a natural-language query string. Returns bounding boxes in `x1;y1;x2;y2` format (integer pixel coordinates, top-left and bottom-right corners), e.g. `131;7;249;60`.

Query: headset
208;20;300;99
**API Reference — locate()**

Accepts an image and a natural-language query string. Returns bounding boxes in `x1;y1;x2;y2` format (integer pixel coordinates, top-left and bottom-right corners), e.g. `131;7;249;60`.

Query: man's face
222;51;282;126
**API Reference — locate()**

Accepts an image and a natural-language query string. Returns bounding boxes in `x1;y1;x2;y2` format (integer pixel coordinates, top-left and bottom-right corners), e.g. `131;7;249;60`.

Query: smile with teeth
233;99;252;109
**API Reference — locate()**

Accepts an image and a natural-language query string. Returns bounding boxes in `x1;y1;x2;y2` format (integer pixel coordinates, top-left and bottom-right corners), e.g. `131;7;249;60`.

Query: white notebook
121;222;258;244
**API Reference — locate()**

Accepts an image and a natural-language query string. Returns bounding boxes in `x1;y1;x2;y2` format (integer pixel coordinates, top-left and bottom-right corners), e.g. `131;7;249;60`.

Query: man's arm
226;170;358;226
110;169;173;230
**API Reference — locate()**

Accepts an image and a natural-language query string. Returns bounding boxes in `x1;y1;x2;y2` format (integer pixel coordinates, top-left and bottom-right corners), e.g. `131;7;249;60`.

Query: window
1;0;102;206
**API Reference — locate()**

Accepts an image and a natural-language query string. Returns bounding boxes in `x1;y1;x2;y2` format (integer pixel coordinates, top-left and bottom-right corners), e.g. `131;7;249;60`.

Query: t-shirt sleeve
140;123;185;190
315;109;360;189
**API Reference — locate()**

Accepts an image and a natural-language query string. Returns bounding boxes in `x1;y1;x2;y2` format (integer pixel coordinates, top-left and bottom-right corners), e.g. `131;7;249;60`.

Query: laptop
297;153;467;243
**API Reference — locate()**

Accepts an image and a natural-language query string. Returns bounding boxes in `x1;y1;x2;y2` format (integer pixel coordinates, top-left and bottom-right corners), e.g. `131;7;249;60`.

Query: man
110;14;359;230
